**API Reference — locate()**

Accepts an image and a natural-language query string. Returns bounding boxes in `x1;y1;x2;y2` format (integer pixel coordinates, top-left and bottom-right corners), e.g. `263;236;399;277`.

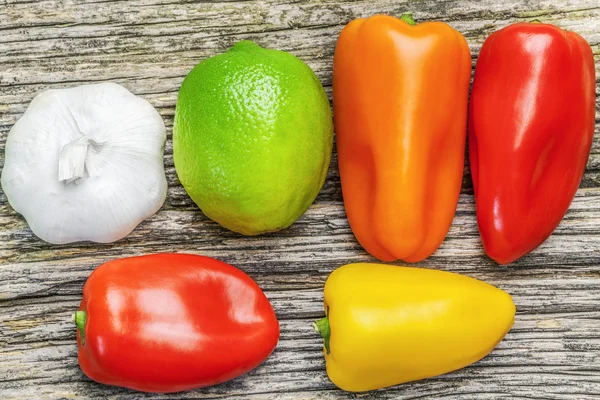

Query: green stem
74;310;86;345
530;19;542;24
313;317;331;354
400;13;416;26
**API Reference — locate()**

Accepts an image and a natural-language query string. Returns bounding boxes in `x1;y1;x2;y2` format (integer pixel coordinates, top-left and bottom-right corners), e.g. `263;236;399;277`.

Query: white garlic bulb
1;83;167;244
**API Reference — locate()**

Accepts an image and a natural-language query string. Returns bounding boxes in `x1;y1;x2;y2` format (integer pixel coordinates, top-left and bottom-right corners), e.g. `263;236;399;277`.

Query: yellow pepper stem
313;317;331;354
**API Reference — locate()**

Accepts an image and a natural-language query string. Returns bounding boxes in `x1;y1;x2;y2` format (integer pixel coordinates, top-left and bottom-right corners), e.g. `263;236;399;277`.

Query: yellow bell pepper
314;263;516;392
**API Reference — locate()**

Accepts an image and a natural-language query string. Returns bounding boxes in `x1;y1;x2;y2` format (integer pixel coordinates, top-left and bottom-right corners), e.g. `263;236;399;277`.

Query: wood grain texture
1;0;599;398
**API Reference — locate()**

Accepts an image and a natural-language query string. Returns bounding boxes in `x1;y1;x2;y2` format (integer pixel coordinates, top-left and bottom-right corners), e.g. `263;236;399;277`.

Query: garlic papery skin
1;83;168;244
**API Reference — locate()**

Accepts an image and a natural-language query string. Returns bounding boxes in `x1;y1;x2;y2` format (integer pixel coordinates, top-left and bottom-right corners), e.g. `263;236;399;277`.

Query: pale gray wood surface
1;0;599;399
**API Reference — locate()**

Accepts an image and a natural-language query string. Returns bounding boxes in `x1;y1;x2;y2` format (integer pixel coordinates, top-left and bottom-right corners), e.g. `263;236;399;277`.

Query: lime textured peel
174;41;334;235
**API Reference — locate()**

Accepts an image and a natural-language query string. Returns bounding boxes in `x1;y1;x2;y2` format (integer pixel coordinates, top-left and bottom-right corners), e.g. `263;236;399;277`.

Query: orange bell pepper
333;14;471;262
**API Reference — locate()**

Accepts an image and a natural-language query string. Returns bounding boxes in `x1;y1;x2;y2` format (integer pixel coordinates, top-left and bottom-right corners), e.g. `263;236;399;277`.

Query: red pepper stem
400;13;416;26
313;317;331;354
74;310;86;344
530;19;542;24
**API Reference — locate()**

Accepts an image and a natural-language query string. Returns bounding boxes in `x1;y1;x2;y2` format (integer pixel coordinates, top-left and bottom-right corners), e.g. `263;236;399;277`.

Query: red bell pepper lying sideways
74;254;279;393
469;22;595;264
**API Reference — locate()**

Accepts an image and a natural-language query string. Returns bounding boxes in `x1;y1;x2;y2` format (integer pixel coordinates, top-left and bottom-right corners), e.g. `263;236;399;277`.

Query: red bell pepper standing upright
469;22;595;264
74;254;279;393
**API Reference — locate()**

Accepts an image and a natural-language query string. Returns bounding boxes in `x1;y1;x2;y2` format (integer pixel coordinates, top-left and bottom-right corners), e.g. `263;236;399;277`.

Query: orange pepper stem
73;310;86;344
313;317;331;354
400;13;416;26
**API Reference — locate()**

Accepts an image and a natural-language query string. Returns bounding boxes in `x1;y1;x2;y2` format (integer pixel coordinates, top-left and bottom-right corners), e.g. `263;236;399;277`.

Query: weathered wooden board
1;0;599;399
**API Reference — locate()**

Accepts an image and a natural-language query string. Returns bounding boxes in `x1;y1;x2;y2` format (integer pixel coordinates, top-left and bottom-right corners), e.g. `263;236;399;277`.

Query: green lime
173;41;333;235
